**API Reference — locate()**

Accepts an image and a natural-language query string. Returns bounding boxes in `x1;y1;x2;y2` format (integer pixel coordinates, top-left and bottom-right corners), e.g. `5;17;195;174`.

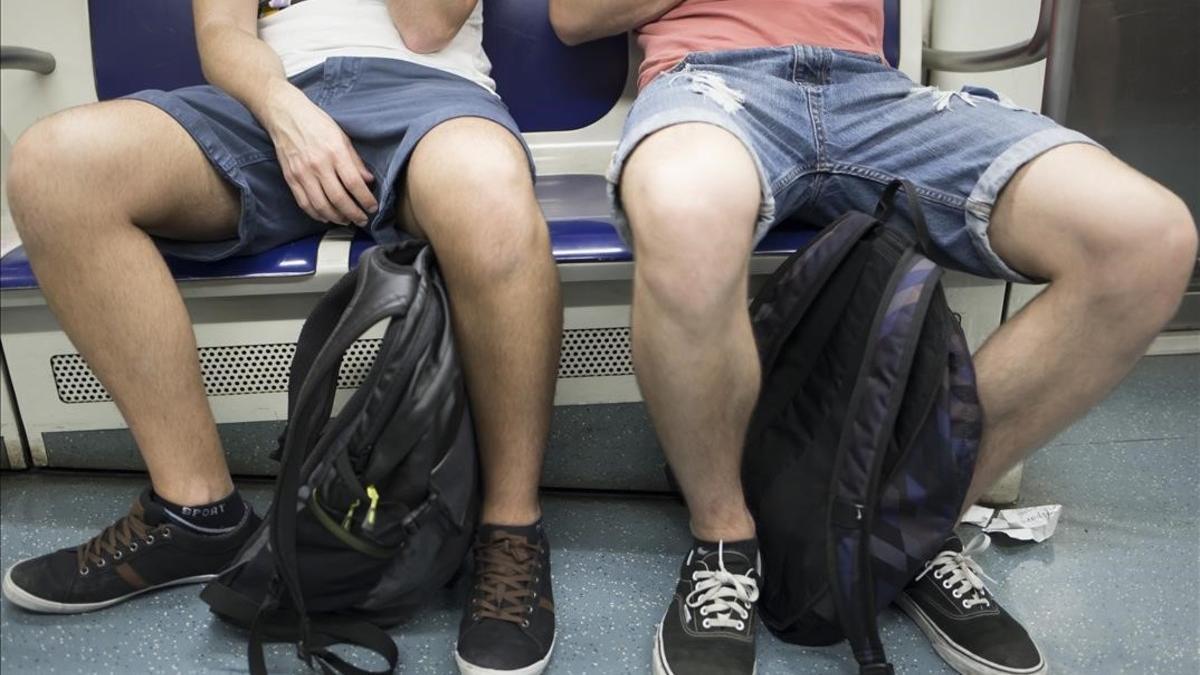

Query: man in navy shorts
4;1;558;673
551;1;1197;674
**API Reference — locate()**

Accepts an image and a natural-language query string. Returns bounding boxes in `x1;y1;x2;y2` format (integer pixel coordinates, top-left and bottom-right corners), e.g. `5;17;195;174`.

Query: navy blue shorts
128;57;531;261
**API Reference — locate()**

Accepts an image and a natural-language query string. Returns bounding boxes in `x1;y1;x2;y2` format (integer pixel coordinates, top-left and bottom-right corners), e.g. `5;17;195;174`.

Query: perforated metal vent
557;327;633;378
50;327;632;403
50;340;384;404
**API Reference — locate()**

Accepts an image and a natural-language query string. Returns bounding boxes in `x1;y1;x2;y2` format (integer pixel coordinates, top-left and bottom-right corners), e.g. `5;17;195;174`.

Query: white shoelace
914;534;997;609
684;542;761;631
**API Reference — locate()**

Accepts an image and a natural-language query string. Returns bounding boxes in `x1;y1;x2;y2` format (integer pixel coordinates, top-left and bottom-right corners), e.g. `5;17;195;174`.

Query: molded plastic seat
0;236;322;291
348;175;820;268
1;0;895;290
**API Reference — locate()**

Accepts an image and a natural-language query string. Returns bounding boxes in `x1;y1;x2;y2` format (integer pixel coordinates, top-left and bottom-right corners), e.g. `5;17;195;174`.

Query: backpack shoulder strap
751;212;880;372
827;248;944;675
253;243;436;675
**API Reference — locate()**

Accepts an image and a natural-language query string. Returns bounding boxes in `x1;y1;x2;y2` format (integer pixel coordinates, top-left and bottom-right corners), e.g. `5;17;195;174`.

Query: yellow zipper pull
363;485;380;531
341;499;360;530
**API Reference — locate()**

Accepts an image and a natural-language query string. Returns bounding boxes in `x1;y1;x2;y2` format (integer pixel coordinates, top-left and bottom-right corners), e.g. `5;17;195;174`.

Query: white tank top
258;0;495;93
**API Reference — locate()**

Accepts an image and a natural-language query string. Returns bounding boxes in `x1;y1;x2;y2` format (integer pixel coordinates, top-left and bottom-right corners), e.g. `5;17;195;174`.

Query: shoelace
913;534;996;609
684;542;761;631
76;505;168;574
472;532;542;626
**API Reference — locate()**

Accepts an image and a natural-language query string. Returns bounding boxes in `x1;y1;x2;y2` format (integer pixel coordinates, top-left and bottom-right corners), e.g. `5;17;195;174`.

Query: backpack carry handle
874;179;959;270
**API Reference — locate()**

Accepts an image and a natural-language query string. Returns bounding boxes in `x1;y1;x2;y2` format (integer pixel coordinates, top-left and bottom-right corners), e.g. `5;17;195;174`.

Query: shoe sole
652;618;757;675
454;637;554;675
2;564;217;614
896;593;1047;675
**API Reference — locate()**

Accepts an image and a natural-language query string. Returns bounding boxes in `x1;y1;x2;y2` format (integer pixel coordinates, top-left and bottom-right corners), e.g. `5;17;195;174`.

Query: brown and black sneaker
1;488;259;613
455;522;555;675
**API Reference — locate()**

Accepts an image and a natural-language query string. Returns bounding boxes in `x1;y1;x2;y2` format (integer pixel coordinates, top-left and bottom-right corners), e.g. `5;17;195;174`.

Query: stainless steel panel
1067;0;1199;214
1067;0;1200;330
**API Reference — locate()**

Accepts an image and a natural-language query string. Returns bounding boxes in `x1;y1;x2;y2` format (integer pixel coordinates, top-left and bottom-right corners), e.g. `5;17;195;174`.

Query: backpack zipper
363;484;380;532
341;499;360;530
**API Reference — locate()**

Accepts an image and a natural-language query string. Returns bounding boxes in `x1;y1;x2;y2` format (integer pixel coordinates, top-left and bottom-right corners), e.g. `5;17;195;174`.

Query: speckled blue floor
1;354;1197;674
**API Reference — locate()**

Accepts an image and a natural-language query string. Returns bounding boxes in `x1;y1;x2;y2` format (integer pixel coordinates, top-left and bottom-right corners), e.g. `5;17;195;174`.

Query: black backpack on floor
743;181;982;674
201;241;479;675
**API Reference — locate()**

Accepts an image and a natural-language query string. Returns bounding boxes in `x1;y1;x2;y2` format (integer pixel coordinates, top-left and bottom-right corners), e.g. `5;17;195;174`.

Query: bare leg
620;123;762;542
6;101;241;506
401;117;561;527
964;144;1197;506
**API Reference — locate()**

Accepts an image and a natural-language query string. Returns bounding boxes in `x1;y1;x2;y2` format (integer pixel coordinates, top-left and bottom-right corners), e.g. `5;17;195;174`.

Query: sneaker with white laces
653;539;761;675
896;534;1046;675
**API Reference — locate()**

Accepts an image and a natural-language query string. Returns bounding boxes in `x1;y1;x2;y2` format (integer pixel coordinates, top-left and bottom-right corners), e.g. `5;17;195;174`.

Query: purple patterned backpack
743;181;982;674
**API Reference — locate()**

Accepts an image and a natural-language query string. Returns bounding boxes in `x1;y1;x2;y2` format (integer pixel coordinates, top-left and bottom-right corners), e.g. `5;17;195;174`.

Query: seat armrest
921;0;1063;72
0;46;56;74
920;0;1080;122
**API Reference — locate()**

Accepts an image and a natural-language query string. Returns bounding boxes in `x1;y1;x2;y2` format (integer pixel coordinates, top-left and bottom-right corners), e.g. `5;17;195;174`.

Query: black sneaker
2;488;258;614
455;522;555;675
896;534;1046;675
653;539;761;675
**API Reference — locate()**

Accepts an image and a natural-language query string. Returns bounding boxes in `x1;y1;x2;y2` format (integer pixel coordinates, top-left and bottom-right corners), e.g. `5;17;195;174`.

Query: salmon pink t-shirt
637;0;885;89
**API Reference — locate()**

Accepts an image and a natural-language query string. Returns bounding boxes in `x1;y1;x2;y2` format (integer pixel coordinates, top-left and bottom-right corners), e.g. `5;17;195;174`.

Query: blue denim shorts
607;45;1102;282
128;57;530;261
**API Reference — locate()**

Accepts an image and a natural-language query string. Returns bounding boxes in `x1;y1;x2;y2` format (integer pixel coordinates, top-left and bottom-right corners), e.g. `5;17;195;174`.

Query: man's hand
261;81;378;226
193;0;377;226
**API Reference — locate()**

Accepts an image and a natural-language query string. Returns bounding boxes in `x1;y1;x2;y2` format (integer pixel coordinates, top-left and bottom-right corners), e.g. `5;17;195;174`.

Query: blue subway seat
348;174;820;268
0;235;322;291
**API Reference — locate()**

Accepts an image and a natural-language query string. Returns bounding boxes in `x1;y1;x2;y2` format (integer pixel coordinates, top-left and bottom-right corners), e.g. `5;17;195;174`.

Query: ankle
690;509;757;543
151;487;247;534
151;478;235;510
480;500;542;528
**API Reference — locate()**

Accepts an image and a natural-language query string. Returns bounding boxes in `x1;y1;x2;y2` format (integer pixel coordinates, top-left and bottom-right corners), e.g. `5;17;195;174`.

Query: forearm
549;0;682;45
387;0;477;54
194;8;292;131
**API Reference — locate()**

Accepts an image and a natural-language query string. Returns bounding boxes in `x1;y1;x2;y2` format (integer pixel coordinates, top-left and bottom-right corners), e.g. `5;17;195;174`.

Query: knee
8;107;113;247
1075;188;1196;321
622;145;759;324
411;121;547;283
621;133;760;250
8;116;68;211
630;183;753;326
8;115;73;247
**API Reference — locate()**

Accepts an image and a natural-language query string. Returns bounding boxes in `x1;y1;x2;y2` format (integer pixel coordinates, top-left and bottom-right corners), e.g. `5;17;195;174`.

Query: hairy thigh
400;116;537;239
989;144;1192;282
11;99;239;241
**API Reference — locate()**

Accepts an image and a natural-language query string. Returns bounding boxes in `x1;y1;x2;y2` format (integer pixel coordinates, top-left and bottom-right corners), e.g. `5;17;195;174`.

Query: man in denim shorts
4;1;558;672
551;1;1196;674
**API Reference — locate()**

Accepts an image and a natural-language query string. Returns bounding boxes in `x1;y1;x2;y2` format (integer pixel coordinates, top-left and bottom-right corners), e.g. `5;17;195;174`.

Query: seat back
87;0;626;133
884;0;901;67
88;1;898;128
89;0;205;100
481;1;626;132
